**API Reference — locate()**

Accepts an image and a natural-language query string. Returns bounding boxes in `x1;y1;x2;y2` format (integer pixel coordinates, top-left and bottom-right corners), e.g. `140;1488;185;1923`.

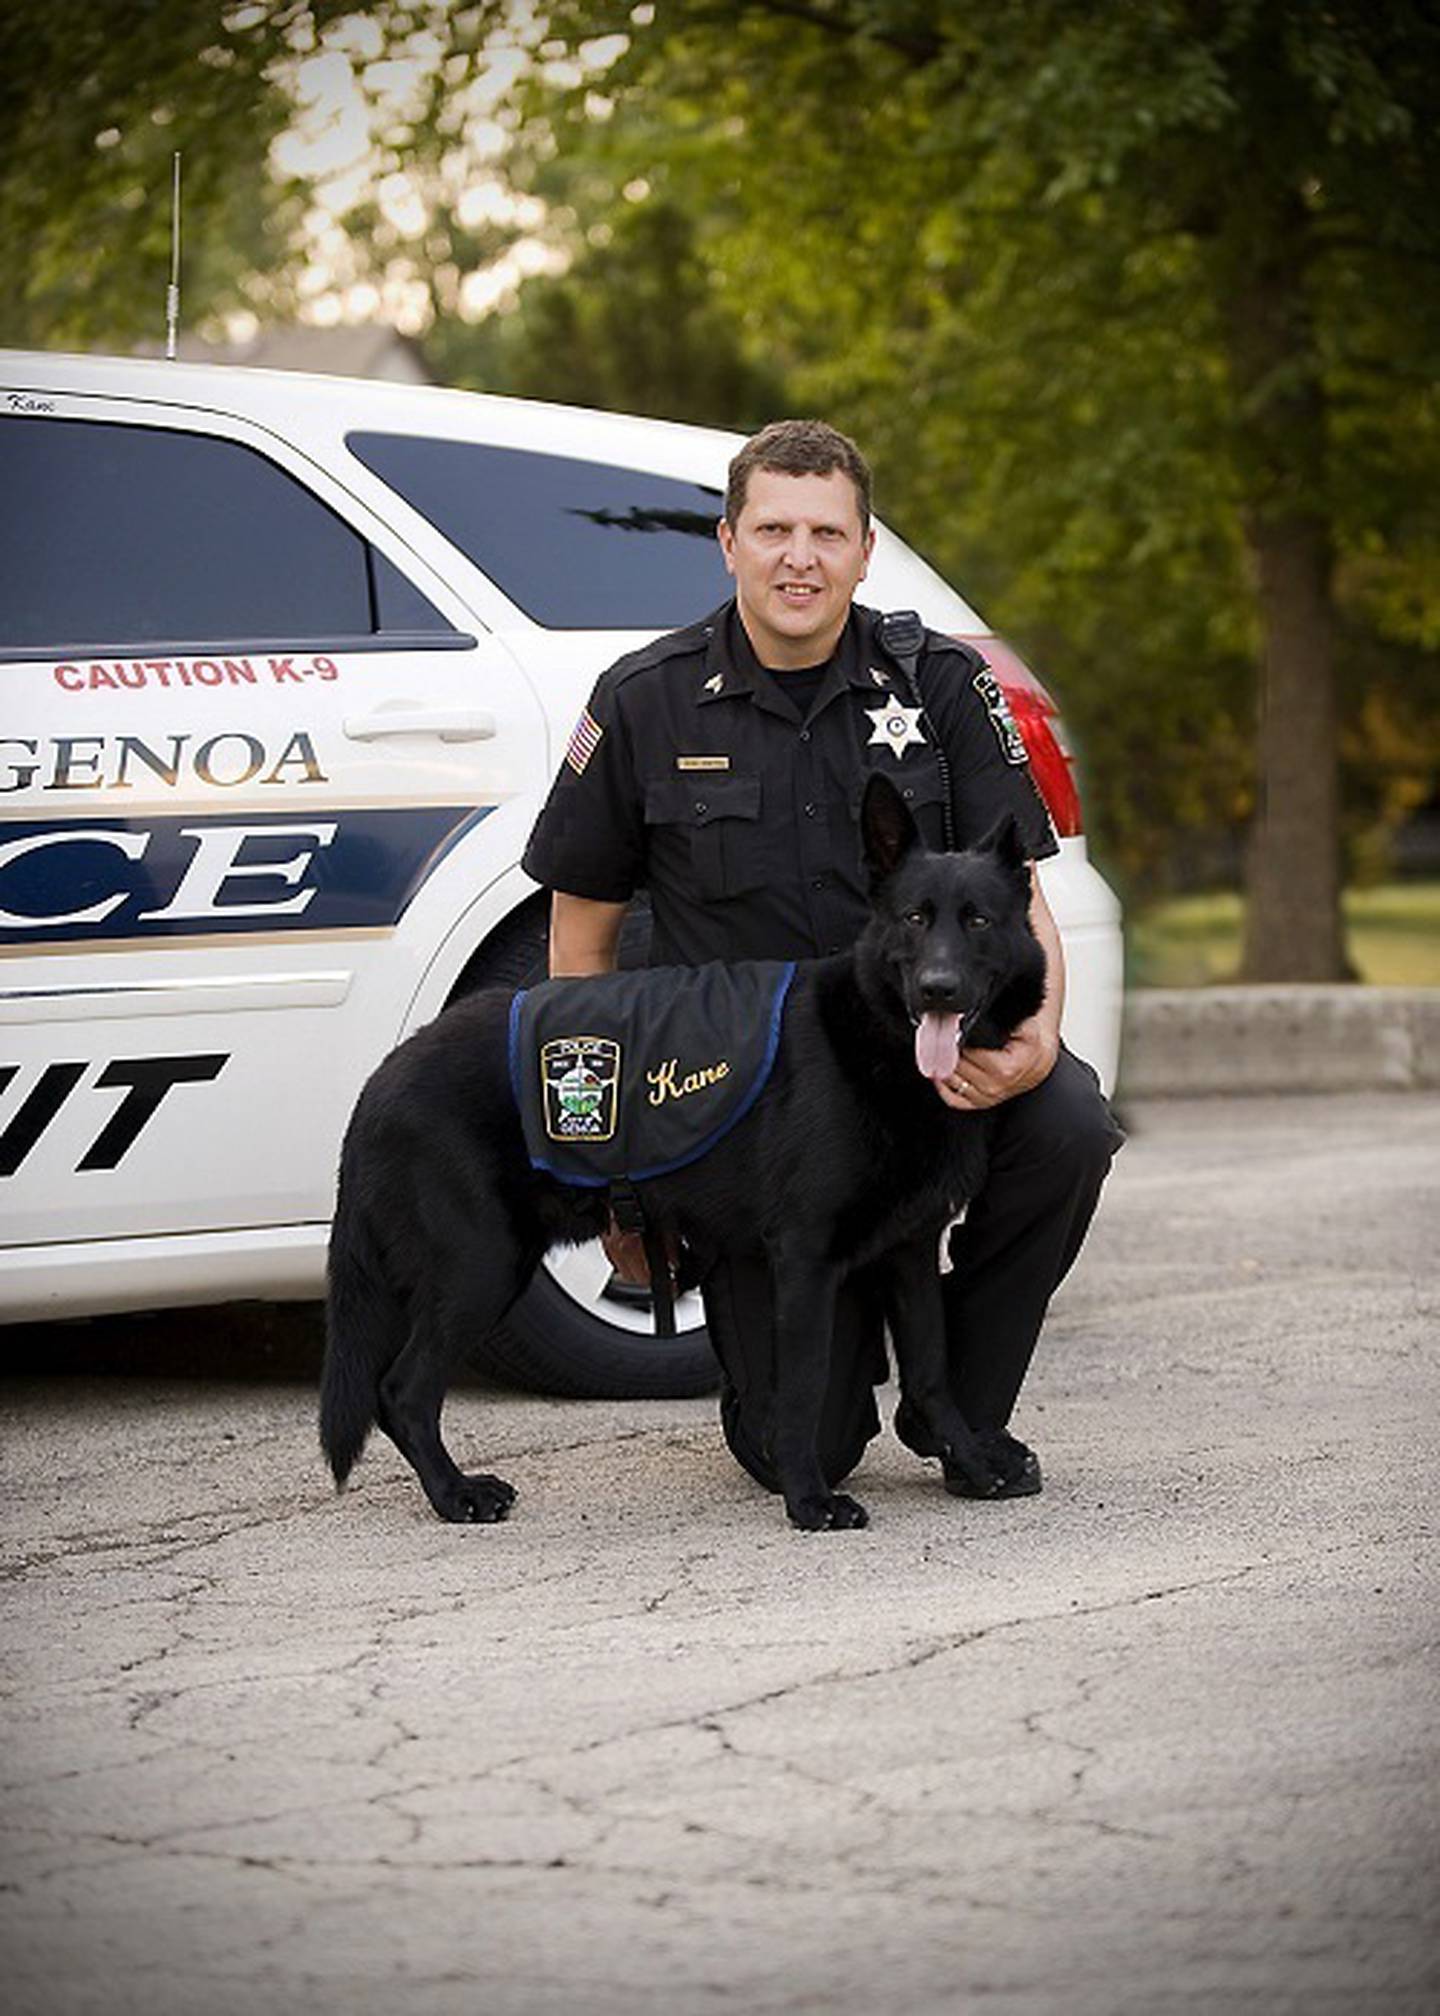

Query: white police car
0;349;1122;1395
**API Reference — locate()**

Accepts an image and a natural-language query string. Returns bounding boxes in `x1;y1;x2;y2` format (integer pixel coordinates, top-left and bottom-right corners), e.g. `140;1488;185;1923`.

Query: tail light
952;633;1083;839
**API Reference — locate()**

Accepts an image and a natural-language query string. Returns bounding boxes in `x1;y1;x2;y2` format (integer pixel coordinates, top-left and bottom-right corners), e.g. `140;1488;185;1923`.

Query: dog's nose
917;971;964;1010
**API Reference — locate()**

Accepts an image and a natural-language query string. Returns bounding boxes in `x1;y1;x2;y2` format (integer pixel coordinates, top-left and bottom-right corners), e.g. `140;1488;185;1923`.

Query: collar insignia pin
704;672;725;694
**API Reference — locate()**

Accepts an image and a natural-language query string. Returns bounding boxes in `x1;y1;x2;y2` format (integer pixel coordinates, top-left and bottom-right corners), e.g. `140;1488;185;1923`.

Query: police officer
523;419;1121;1498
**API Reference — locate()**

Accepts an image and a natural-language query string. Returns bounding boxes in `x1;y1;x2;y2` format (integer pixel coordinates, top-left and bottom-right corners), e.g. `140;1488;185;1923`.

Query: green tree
429;197;786;429
0;0;359;348
513;0;1440;976
0;1;546;346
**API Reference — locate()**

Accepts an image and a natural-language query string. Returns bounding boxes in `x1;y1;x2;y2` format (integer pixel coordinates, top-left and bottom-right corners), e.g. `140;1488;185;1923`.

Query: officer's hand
600;1217;685;1287
601;1218;653;1285
934;1016;1059;1111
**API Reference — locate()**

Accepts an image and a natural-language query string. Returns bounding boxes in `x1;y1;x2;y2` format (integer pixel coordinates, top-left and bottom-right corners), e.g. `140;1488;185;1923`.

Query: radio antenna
165;151;182;359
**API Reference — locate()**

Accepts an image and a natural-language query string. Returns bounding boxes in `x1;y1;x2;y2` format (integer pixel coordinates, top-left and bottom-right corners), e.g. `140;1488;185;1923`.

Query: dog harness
509;960;795;1186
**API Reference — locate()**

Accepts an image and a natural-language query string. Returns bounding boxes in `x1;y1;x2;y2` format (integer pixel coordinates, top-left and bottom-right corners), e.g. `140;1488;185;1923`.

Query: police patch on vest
973;669;1029;765
540;1036;620;1142
510;961;795;1186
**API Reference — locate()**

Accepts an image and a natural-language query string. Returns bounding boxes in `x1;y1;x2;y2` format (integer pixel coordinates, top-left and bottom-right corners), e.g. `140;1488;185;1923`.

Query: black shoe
893;1402;1043;1500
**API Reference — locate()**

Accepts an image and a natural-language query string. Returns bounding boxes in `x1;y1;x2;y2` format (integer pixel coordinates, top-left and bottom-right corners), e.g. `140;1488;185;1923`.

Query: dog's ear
975;811;1031;880
861;771;922;883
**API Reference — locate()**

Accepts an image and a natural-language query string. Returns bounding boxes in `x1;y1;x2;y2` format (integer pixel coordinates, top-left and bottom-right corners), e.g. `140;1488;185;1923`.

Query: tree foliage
507;0;1440;971
430;196;785;429
0;1;543;344
0;1;351;347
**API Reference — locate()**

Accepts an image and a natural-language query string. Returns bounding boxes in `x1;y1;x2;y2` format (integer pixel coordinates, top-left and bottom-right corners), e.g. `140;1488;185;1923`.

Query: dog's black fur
320;772;1047;1531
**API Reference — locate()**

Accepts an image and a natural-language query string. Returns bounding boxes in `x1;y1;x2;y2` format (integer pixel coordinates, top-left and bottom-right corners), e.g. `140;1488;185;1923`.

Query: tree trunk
1239;511;1347;980
1219;199;1349;982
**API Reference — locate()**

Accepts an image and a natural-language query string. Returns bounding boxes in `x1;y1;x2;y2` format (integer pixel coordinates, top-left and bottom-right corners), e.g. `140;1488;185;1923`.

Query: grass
1127;881;1440;988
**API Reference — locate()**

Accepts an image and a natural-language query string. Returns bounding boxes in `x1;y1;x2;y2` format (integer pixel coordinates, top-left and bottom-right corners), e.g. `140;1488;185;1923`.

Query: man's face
717;467;875;669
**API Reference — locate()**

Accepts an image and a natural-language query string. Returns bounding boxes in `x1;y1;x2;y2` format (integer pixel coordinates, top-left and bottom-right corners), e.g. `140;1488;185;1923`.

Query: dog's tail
319;1185;403;1490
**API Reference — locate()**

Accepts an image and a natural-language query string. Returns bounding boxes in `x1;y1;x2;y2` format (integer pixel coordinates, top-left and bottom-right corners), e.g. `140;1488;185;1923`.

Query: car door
0;392;547;1251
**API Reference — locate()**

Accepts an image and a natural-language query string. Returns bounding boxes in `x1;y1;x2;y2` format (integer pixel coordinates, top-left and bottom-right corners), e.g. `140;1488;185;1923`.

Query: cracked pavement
2;1091;1437;2015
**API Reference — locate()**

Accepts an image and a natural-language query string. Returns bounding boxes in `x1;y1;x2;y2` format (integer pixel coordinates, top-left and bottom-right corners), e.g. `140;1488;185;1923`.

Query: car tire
449;897;721;1401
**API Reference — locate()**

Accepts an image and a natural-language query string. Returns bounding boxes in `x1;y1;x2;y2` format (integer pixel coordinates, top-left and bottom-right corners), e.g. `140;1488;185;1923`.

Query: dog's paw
440;1473;517;1524
787;1491;870;1532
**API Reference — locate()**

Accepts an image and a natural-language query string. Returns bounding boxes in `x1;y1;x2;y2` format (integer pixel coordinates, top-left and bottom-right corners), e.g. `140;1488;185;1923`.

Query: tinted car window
0;415;450;648
348;434;731;628
370;548;453;633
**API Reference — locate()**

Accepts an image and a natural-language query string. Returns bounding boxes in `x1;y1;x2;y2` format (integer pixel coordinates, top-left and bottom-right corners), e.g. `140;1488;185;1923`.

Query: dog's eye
904;908;929;927
966;914;991;931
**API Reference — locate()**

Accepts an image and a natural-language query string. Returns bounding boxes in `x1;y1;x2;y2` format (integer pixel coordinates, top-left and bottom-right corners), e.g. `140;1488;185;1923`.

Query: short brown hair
725;419;872;531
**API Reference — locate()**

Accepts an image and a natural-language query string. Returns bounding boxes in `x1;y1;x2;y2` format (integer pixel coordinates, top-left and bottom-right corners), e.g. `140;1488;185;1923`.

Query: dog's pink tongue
915;1011;962;1081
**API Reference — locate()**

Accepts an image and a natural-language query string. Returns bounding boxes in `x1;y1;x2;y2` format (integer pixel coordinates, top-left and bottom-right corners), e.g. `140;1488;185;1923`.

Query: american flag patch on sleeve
565;707;604;776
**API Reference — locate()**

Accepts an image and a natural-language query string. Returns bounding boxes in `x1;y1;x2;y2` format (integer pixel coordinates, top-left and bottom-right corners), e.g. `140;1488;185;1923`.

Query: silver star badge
865;701;927;759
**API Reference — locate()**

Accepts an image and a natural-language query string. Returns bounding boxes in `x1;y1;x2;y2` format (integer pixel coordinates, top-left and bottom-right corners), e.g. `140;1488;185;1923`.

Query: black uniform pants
704;1046;1123;1490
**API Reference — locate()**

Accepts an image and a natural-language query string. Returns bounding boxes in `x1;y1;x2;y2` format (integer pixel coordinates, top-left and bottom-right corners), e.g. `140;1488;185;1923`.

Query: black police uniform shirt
522;600;1058;967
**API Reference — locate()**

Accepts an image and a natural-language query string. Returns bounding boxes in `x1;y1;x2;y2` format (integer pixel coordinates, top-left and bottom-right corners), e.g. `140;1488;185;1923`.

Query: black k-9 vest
509;960;796;1186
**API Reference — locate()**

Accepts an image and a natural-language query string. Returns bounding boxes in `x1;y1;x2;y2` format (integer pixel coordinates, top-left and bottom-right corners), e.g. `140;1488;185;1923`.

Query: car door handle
342;708;497;743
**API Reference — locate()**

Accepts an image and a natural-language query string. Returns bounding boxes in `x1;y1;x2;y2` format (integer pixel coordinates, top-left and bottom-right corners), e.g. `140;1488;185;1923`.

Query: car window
347;433;732;628
370;547;451;633
0;415;453;650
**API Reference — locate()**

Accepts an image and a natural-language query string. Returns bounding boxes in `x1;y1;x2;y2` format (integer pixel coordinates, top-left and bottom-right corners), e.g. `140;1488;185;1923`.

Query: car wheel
449;896;721;1401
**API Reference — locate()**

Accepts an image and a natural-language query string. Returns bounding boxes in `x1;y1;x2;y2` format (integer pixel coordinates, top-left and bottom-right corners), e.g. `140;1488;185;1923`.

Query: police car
0;349;1122;1396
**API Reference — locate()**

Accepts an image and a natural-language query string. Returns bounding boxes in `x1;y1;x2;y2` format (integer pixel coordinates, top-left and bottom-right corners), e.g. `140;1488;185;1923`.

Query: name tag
676;755;731;772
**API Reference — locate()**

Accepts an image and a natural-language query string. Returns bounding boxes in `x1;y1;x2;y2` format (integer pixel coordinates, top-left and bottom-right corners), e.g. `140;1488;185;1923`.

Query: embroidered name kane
647;1055;731;1105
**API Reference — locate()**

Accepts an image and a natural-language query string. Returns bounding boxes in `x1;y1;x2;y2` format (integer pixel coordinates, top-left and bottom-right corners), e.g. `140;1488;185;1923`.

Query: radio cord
876;608;957;852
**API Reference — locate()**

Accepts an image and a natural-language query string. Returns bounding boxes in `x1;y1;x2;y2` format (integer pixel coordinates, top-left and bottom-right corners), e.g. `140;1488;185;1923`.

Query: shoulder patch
565;707;604;776
972;668;1029;766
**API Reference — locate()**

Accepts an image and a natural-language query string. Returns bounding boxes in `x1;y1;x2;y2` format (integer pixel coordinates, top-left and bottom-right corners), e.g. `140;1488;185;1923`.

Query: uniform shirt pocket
644;773;765;901
851;759;949;851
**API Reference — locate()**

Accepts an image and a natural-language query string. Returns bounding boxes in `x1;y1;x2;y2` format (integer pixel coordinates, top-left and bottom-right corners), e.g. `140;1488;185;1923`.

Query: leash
610;1180;678;1337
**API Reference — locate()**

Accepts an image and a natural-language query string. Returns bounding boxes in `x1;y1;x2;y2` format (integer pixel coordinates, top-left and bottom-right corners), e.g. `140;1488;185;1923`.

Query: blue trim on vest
529;1158;610;1188
514;961;797;1187
507;985;527;1119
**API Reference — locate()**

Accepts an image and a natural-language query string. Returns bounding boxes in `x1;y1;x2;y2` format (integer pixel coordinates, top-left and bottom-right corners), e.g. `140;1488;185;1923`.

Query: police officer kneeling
523;419;1122;1498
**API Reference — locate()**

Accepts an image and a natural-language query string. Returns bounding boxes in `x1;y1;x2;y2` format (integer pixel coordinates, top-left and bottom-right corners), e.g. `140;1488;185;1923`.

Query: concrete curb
1119;985;1440;1097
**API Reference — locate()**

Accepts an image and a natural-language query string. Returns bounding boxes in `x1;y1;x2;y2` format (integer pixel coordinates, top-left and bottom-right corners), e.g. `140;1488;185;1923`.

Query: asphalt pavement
2;1091;1437;2016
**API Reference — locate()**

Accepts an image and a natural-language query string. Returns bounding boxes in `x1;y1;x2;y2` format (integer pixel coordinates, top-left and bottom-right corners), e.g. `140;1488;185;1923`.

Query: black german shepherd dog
320;772;1047;1531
